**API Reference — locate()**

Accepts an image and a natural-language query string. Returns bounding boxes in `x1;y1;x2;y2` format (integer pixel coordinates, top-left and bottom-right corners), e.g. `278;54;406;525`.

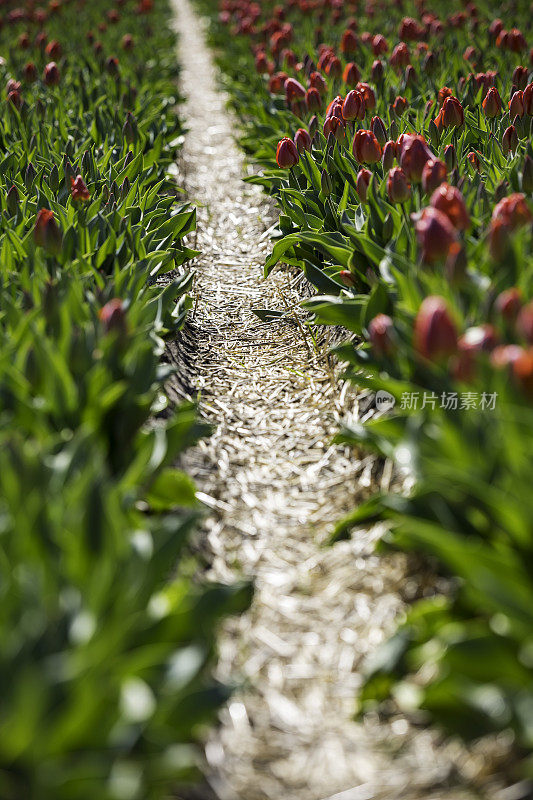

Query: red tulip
352;130;382;163
305;87;321;111
45;39;61;58
430;184;470;230
392;96;408;116
294;128;312;152
509;90;525;118
23;61;37;82
390;42;410;69
492;193;532;229
414;295;457;360
284;77;306;102
458;324;498;353
524;84;533;115
387;167;410;203
482;86;502;117
415;207;458;263
34;209;62;255
342;90;364;121
356;168;371;202
342;62;360;86
70;175;90;203
368;313;395;355
441;96;464;127
276;137;299;168
382;140;396;170
399;134;434;183
341;29;358;55
99;298;127;335
438;86;453;107
496;287;522;321
43;61;60;86
422;159;447;194
502;125;518;155
309;71;327;94
372;34;388;55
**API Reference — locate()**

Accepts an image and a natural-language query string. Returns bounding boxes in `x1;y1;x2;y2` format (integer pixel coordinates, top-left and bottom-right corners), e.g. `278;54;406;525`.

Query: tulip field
0;0;251;797
2;0;533;794
196;0;533;777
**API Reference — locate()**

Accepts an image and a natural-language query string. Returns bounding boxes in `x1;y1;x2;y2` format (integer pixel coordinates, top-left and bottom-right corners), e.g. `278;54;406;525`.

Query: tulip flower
382;140;396;171
390;42;410;69
284;77;306;102
496;287;522;321
309;71;327;94
352;130;382;163
325;57;342;79
524;84;533;115
387;167;410;203
458;324;498;354
509;90;525;118
341;29;357;55
368;313;395;355
99;298;127;335
371;116;387;146
415;207;458;263
430;184;470;230
305;87;321;111
357;82;376;110
372;34;388;55
492;193;532;229
392;96;408;116
441;96;464;127
70;175;90;203
422;159;447;195
513;350;533;398
294;128;312;153
342;62;360;86
414;296;457;360
356;168;371;202
444;144;457;171
34;209;62;255
482;86;502;117
342;90;364;121
371;59;384;82
45;39;61;58
43;61;60;86
23;62;37;82
502;125;519;155
276;137;299;168
399;134;434;183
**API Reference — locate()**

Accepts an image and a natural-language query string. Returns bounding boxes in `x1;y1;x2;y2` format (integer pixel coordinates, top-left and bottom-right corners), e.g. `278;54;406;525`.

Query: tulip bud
509;90;525;118
353;130;382;163
430;184;470;230
356;168;371;202
342;90;364;122
6;185;19;216
513;349;533;398
444;144;457;172
482;86;502;117
517;302;533;344
441;96;464;127
496;287;522;321
294;128;312;153
305;87;321;111
105;56;120;76
382;140;396;171
34;209;62;256
99;298;127;335
502;125;519;155
43;61;60;86
23;62;37;82
414;296;457;361
122;111;137;145
371;115;387;146
387;167;410;203
24;162;36;190
399;134;434;183
524;83;533;115
120;176;131;199
343;62;360;86
71;175;90;203
321;169;333;197
392;96;408;116
339;270;356;287
308;115;318;137
371;59;384;82
522;156;533;194
415;207;458;263
422;159;447;195
489;219;510;260
368;313;395;356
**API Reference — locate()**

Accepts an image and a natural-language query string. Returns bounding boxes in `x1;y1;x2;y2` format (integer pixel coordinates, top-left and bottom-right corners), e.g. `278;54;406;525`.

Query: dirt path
168;1;505;799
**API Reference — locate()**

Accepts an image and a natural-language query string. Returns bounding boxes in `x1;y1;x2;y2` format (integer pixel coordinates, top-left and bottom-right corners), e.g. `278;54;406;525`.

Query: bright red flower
70;175;90;203
276;137;299;168
352;130;382;163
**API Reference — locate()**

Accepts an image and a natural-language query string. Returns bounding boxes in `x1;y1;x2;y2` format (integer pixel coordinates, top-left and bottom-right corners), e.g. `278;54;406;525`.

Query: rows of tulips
198;0;533;771
0;0;251;797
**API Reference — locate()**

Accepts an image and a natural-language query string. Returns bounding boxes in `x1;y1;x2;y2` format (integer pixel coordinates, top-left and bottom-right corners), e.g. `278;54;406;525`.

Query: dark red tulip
284;77;306;102
482;86;502;117
342;90;364;121
414;295;457;360
356;168;371;202
387;167;410;203
45;39;61;58
496;287;522;321
390;42;410;69
517;303;533;344
422;159;447;195
441;96;464;127
342;62;360;86
353;130;382;163
340;29;358;55
43;61;60;86
509;91;525;118
502;125;519;155
415;207;458;263
99;298;127;335
399;134;434;183
430;184;470;230
458;324;498;354
305;87;321;111
70;175;90;203
294;128;312;152
276;137;299;168
368;313;395;355
34;209;62;255
382;140;396;171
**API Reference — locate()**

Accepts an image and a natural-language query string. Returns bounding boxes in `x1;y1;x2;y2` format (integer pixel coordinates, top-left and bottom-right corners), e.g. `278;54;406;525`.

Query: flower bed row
196;0;533;770
0;0;250;797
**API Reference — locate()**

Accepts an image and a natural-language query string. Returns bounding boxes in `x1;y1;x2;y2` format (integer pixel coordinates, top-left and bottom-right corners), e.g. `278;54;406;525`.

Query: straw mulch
167;2;510;798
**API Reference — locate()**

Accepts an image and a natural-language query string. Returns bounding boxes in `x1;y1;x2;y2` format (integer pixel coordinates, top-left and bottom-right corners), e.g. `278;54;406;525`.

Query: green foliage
0;0;250;796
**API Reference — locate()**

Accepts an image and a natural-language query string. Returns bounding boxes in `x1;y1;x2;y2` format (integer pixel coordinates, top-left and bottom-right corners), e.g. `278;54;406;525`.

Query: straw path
168;1;508;798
